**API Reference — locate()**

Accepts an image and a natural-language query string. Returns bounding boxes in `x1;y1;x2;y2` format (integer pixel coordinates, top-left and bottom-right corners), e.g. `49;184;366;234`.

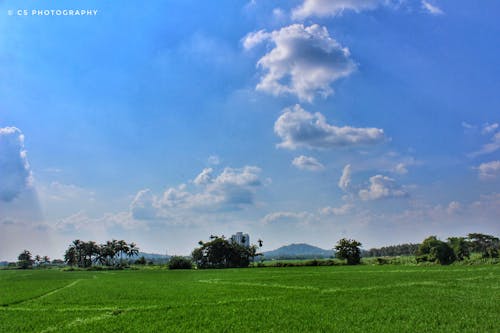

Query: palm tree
42;256;50;264
34;255;42;266
127;242;139;259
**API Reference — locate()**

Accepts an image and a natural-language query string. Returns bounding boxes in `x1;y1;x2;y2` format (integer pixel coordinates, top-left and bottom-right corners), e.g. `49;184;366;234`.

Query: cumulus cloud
193;168;214;185
421;1;444;15
274;105;385;150
292;0;388;19
359;175;408;200
262;211;312;224
338;164;352;191
131;166;265;219
292;155;325;171
243;24;356;102
320;203;353;216
130;189;160;220
0;127;33;202
477;161;500;180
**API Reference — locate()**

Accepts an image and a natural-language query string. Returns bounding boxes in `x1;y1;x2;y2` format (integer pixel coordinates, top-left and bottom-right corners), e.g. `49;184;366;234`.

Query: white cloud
359;175;408;200
320;203;353;216
262;211;312;224
461;121;475;130
292;155;325;171
292;0;388;19
131;166;266;220
0;127;33;202
446;201;461;215
243;24;356;102
274;105;385;150
470;132;500;157
421;1;444;15
481;122;499;135
207;155;220;165
130;189;160;220
477;161;500;180
338;164;352;191
193;168;214;185
393;163;408;175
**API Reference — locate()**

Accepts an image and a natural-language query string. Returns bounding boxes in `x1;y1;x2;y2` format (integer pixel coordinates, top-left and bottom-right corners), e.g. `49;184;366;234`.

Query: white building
231;232;250;247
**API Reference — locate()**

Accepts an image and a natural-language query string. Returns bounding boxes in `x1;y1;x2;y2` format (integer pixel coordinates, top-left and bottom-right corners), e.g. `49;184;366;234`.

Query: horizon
1;0;499;262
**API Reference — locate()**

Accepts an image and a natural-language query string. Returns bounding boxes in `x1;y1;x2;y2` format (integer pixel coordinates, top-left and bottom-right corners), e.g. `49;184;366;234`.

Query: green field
1;265;499;332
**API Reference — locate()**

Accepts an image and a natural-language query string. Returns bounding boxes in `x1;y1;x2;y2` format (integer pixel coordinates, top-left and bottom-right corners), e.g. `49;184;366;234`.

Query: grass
0;265;498;332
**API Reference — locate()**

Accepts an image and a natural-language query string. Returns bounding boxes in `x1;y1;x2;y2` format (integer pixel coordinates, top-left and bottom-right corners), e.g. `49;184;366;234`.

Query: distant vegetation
64;239;139;268
5;232;499;270
191;235;262;269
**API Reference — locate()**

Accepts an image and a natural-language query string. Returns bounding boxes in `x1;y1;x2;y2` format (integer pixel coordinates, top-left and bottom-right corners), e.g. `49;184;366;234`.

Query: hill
263;243;334;260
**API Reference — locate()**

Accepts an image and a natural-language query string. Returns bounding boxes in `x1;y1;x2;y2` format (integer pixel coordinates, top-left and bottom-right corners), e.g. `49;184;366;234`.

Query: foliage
17;250;34;269
447;237;470;261
192;235;261;269
64;239;139;268
467;233;499;258
334;238;362;265
134;256;147;265
167;256;193;270
416;236;456;265
364;243;420;257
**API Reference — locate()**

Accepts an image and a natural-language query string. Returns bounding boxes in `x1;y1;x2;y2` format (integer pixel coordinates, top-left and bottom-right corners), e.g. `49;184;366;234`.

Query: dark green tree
416;236;456;265
168;256;193;270
192;235;260;269
334;238;362;265
467;233;499;258
17;250;34;269
447;237;470;261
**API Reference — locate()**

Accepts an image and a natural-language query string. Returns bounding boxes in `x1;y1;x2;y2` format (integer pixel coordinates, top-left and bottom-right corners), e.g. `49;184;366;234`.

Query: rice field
0;265;499;332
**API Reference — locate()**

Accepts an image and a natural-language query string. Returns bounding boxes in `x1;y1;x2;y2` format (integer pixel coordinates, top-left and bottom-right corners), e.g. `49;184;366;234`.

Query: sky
1;0;499;261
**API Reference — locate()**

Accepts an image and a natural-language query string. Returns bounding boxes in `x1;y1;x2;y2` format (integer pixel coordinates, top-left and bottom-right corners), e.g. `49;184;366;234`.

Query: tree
168;256;193;270
467;233;499;258
18;250;34;269
192;235;261;269
447;237;470;261
416;236;456;265
335;238;362;265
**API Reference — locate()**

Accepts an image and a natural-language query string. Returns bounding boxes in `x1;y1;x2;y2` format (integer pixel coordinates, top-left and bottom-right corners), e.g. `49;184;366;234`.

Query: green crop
0;265;498;332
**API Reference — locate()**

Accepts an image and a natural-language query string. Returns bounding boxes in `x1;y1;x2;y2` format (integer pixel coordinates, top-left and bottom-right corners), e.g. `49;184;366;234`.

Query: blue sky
1;0;499;260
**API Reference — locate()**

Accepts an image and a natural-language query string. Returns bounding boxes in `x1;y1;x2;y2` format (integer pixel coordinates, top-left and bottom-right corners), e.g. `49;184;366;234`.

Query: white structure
231;232;250;247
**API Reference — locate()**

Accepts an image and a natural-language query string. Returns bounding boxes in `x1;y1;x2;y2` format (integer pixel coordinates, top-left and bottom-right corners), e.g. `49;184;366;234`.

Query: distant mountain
136;252;170;262
263;243;334;260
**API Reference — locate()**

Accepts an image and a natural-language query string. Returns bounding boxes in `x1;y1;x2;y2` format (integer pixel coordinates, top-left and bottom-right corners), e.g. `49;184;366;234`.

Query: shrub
416;236;456;265
168;256;193;270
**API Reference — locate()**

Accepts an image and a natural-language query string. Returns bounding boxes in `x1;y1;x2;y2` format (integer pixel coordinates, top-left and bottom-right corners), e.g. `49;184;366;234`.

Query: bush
416;236;456;265
168;256;193;270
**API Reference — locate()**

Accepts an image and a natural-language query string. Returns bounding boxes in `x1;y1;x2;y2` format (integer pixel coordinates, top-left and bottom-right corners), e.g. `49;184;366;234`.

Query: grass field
1;265;499;332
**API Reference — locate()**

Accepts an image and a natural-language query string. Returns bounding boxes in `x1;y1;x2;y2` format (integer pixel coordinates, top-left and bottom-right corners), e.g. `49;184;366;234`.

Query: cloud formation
338;164;352;191
320;203;353;216
274;105;385;150
292;155;325;171
243;24;356;102
130;166;265;219
0;127;33;202
471;132;500;157
292;0;388;19
477;161;500;180
262;211;312;224
359;175;408;200
421;1;444;15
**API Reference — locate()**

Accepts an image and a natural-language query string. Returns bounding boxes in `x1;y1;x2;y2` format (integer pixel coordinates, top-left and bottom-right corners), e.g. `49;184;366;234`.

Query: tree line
64;239;139;268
